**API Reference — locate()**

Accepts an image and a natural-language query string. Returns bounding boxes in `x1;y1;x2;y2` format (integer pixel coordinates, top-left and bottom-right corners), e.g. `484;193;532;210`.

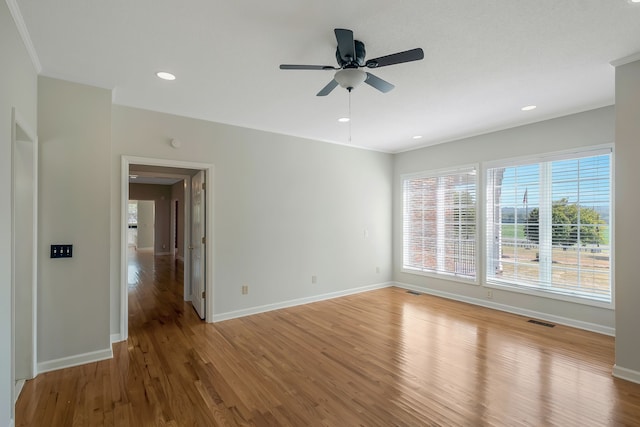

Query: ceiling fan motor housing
336;40;366;67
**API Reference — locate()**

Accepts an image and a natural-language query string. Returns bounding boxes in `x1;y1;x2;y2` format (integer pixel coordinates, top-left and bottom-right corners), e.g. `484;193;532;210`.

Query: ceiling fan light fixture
521;105;537;111
334;69;367;90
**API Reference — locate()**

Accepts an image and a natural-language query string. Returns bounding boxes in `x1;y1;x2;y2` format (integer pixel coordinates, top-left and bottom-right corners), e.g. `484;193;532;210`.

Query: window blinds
486;150;611;302
402;167;477;279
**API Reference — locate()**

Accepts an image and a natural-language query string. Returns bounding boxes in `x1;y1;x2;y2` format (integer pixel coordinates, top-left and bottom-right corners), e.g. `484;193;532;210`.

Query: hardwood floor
16;250;640;426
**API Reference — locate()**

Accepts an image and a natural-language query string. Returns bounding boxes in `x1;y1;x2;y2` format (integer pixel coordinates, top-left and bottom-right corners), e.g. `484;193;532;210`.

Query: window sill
401;267;479;286
484;279;614;310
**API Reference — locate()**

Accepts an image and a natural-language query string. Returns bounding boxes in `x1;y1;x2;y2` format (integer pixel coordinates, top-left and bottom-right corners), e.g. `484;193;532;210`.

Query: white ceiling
14;0;640;153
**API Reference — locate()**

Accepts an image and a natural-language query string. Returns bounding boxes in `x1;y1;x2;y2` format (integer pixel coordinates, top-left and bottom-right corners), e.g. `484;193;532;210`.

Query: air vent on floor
406;290;421;296
528;319;555;328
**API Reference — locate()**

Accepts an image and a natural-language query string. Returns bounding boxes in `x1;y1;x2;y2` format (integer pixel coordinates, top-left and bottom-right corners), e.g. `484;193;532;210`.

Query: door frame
120;156;214;340
131;170;193;299
11;107;38;408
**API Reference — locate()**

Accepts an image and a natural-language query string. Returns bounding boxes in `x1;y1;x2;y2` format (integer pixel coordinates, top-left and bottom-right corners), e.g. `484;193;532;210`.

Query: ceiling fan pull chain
348;89;352;142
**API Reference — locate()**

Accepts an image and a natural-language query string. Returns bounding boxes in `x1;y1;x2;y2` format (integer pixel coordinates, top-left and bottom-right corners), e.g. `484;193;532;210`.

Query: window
402;166;477;280
486;148;612;303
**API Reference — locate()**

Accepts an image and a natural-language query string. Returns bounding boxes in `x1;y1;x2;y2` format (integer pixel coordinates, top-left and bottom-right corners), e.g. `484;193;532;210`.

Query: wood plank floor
16;250;640;426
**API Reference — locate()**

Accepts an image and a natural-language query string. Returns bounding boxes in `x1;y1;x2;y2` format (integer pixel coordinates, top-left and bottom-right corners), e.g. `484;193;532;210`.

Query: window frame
401;164;480;285
483;145;614;309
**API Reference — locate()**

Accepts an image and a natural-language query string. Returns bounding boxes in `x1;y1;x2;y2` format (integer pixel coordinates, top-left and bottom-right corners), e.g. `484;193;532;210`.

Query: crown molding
5;0;42;73
610;52;640;68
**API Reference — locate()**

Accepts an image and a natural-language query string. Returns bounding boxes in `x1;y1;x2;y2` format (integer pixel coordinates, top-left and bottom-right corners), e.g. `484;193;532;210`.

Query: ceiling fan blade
334;28;355;62
317;79;339;96
280;64;337;70
365;72;395;93
365;48;424;68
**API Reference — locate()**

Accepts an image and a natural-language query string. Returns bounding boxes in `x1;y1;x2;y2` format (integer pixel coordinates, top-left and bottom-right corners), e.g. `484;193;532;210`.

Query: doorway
11;108;38;410
130;200;155;251
120;156;214;340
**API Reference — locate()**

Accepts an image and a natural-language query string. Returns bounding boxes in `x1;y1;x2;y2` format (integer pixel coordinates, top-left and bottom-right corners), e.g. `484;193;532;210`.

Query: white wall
130;184;173;253
134;200;155;250
110;105;393;333
1;1;38;424
393;106;616;332
614;58;640;381
37;77;112;370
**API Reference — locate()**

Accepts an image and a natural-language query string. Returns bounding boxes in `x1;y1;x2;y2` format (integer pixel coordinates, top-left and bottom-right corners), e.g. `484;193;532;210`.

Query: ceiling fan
280;28;424;96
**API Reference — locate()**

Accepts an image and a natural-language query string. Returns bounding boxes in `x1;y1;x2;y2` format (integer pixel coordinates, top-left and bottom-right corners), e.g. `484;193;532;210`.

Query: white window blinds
402;167;477;279
486;150;612;302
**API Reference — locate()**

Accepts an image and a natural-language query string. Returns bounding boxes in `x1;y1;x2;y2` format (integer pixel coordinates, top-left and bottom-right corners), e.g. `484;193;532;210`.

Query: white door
190;171;206;319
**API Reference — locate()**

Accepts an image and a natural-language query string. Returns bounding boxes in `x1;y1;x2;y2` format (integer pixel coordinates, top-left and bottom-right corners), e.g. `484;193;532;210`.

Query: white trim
401;164;480;284
5;0;42;73
400;163;478;180
483;144;614;308
182;177;192;303
110;333;123;343
120;158;128;339
610;52;640;67
401;267;478;286
484;281;613;310
612;365;640;384
213;282;393;322
120;156;215;340
11;107;39;378
10;108;38;424
8;419;15;427
14;379;24;404
394;281;615;336
37;347;113;374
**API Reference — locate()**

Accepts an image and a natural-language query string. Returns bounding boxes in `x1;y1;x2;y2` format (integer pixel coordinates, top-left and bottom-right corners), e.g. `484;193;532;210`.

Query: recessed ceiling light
156;71;176;81
338;117;350;123
412;135;423;140
629;0;640;4
521;105;537;111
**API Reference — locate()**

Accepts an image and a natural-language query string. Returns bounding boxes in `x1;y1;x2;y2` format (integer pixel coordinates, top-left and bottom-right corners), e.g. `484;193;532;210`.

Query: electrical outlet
311;275;317;284
241;285;248;295
486;290;493;299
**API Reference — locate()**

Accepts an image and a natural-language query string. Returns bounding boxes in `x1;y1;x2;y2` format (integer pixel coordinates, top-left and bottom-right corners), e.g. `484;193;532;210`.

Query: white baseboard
394;282;615;336
613;365;640;384
37;347;113;374
111;333;124;343
213;282;393;322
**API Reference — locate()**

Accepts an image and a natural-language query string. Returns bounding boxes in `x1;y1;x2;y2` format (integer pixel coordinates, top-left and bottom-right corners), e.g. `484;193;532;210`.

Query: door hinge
201;290;206;299
201;236;206;244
